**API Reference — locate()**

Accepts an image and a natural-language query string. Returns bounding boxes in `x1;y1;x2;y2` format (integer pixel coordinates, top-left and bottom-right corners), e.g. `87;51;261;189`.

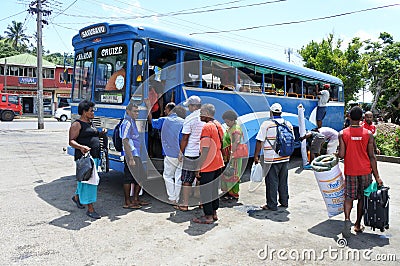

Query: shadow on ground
308;219;390;249
34;171;170;231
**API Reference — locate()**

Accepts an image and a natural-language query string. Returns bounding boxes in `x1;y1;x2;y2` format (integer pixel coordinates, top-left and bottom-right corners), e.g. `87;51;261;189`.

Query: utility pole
4;59;7;93
285;48;293;63
36;0;44;129
29;0;51;129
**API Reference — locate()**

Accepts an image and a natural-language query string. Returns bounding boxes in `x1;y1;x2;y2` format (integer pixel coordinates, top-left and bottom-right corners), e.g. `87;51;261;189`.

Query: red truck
0;93;23;121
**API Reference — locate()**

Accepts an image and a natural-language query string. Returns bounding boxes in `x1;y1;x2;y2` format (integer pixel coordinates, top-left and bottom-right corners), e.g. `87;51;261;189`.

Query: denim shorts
316;106;327;121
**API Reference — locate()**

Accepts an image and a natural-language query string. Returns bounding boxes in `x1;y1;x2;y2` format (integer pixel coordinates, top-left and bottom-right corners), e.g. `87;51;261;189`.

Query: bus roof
73;23;343;86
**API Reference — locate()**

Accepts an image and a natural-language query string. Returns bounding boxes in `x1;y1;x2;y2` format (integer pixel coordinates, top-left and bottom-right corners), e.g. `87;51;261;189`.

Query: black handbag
76;153;94;182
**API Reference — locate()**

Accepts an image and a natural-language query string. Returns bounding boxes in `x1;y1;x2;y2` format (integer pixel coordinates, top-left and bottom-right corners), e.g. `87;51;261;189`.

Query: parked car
54;106;71;122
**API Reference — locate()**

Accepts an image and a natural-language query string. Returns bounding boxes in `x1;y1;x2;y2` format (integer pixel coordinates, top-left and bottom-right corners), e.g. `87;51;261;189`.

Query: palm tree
4;21;30;49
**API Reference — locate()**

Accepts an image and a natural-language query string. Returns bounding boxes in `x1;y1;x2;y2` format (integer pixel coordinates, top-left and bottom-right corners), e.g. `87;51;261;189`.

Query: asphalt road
0;121;399;265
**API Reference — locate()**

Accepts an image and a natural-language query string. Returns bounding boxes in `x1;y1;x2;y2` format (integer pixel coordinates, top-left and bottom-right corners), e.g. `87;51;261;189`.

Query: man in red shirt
362;111;380;154
193;104;224;224
362;111;376;134
339;106;383;238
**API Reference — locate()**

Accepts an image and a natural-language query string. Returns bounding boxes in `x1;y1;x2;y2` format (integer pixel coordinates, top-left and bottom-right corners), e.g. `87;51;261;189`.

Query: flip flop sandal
123;205;142;209
261;205;277;211
173;205;189;212
354;225;365;233
192;217;214;224
139;201;150;206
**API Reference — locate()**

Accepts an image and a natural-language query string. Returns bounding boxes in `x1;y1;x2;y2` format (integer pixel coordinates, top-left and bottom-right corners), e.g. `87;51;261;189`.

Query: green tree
363;32;400;124
0;39;20;58
299;34;367;104
4;21;30;50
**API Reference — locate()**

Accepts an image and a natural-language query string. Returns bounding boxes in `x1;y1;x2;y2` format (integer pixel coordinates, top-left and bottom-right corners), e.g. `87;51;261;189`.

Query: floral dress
221;123;243;199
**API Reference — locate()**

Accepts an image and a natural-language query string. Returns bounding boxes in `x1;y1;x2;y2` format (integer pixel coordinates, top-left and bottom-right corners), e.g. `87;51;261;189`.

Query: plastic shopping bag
250;163;263;182
248;163;264;192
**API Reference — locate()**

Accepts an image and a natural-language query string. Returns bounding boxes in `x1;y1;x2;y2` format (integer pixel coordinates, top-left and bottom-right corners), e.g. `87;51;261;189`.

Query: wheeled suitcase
363;186;390;232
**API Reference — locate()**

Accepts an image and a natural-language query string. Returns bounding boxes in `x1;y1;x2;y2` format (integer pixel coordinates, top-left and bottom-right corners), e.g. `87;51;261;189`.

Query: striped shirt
181;109;205;157
255;117;294;163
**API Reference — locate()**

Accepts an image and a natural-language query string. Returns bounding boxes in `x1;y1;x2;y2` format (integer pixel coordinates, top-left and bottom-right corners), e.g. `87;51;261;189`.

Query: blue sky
1;0;399;66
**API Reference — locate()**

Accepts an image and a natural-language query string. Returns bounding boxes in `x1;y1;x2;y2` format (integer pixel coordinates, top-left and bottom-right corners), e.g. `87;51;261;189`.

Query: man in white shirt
174;95;205;211
253;103;294;211
317;127;339;154
316;84;330;128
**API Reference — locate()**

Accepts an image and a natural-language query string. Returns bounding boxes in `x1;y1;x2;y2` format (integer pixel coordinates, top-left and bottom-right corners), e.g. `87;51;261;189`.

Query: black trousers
199;169;221;216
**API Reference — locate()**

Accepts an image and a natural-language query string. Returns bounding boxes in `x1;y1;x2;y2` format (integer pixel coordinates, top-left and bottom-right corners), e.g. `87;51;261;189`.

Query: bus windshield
94;44;128;104
73;50;94;101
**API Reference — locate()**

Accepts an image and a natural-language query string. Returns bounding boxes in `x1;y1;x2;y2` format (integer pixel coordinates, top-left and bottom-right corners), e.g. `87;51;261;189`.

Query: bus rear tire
1;111;14;121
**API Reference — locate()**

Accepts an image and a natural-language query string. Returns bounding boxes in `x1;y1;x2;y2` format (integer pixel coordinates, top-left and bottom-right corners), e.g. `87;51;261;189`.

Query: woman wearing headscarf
69;100;106;219
221;110;243;200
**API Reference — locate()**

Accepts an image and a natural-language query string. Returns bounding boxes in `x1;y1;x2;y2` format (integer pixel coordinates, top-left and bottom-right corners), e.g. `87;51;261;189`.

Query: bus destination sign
80;25;107;39
76;50;93;61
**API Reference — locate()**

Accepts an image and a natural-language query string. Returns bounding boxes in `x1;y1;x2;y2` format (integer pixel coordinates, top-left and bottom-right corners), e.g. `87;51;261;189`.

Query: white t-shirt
318;127;338;141
181;109;205;157
255;117;294;163
318;90;330;107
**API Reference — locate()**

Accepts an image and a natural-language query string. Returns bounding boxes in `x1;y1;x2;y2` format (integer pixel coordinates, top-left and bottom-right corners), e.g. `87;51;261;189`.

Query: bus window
338;86;344;102
131;41;146;103
330;85;339;101
73;50;94;101
265;73;285;95
94;44;128;104
238;67;262;93
183;52;207;88
206;61;236;91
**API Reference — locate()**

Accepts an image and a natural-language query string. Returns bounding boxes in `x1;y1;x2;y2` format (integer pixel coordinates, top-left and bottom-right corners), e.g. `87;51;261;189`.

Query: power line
107;0;287;50
0;10;27;22
52;0;79;19
51;0;286;51
49;0;287;54
151;0;286;17
190;3;400;35
51;23;71;51
58;0;286;20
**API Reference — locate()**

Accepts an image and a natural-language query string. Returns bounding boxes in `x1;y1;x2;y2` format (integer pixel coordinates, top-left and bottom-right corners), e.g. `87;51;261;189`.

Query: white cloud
339;30;381;49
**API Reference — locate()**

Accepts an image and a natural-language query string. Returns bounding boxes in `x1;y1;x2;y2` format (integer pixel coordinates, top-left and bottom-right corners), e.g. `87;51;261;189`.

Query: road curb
377;155;400;164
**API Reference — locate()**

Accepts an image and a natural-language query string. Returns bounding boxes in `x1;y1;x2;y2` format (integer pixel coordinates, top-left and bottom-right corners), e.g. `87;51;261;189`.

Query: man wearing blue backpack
254;103;294;211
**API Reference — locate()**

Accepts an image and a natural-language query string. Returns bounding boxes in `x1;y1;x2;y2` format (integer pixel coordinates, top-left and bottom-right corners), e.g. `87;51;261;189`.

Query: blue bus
70;22;344;174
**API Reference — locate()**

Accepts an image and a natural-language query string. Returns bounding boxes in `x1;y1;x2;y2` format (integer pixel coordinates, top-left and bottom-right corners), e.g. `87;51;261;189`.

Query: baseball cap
323;84;330;89
270;103;282;113
183;95;201;106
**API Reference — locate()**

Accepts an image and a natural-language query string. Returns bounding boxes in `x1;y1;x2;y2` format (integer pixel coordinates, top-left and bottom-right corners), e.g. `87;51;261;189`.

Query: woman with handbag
221;110;246;200
69;100;106;219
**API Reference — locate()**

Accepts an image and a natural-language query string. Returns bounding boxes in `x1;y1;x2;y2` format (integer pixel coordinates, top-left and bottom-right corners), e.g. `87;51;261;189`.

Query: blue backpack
268;120;295;157
112;118;124;152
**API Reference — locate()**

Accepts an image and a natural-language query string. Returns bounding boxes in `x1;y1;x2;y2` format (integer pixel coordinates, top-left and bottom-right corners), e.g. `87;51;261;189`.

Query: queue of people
69;98;383;238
